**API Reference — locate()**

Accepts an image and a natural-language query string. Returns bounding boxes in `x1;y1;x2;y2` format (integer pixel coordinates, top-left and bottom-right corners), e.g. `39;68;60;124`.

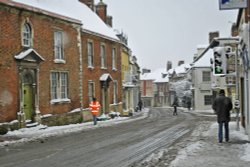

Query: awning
14;48;45;62
99;73;113;82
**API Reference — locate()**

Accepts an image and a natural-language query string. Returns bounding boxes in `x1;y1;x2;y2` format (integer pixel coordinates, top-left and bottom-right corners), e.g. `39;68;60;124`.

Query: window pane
88;82;94;102
51;72;58;99
60;73;68;98
204;95;212;105
22;23;31;47
113;81;117;103
202;71;211;82
112;48;116;69
101;45;106;68
88;42;93;67
54;31;64;60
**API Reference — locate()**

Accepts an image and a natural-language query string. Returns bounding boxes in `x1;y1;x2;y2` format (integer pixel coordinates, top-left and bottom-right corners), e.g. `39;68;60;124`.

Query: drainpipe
76;26;83;111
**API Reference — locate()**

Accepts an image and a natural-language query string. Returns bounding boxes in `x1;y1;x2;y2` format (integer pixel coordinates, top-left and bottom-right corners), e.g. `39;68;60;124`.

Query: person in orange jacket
89;97;101;125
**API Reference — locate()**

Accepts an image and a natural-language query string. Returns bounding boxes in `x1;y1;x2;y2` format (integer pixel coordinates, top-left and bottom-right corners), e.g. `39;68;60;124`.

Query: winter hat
219;89;225;95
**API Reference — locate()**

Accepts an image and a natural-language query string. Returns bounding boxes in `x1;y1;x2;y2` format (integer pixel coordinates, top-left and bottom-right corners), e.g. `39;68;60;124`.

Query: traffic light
213;47;227;76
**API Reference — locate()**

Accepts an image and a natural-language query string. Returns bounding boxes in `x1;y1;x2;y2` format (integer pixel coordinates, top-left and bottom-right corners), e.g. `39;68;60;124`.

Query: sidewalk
168;109;250;167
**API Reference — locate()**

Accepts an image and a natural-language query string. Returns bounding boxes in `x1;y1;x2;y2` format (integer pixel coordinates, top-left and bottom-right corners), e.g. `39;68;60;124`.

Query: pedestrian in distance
172;97;178;116
138;100;143;111
89;97;101;125
212;89;233;143
186;100;191;111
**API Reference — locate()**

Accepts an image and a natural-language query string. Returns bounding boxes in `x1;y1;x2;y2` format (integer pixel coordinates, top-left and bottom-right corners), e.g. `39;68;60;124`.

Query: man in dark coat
172;97;178;116
212;89;233;143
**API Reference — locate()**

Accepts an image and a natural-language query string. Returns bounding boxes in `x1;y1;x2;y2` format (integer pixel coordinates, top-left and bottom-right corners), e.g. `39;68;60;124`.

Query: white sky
104;0;238;70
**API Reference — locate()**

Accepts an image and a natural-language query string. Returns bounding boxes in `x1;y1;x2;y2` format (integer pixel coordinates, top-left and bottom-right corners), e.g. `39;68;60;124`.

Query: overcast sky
104;0;238;70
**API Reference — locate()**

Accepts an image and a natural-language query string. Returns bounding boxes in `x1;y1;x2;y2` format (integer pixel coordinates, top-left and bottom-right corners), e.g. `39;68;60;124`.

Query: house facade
168;63;191;107
140;69;154;107
233;2;250;138
0;0;124;129
189;47;213;110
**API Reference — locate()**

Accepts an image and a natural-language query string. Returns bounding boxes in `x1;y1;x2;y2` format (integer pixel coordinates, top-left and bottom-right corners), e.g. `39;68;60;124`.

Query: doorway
22;72;35;121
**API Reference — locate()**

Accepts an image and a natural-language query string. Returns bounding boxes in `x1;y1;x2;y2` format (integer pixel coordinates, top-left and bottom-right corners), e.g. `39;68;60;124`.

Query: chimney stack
106;15;113;27
167;61;172;71
79;0;95;11
178;60;184;66
96;0;107;24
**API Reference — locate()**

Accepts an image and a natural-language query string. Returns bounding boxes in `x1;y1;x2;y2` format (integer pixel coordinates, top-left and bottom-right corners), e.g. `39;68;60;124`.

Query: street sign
219;0;247;10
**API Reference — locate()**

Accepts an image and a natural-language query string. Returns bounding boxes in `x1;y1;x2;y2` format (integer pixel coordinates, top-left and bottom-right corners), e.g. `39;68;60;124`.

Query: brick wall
0;4;81;122
81;33;122;111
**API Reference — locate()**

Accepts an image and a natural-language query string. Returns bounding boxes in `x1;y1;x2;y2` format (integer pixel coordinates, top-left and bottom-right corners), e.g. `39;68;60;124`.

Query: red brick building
0;0;122;128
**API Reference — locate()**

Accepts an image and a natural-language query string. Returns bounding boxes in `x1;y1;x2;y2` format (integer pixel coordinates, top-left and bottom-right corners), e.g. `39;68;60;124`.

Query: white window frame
113;80;118;104
22;23;32;47
100;43;107;68
87;41;94;68
88;81;95;103
112;47;117;70
54;31;65;63
50;71;70;104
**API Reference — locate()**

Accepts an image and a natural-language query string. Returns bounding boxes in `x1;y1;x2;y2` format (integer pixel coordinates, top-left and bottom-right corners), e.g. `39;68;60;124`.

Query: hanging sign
219;0;247;10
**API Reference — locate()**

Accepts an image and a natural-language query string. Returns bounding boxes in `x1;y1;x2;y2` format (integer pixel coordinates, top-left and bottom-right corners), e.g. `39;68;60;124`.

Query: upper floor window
112;48;117;70
54;31;64;62
87;41;94;68
202;71;211;82
22;23;32;47
100;44;107;68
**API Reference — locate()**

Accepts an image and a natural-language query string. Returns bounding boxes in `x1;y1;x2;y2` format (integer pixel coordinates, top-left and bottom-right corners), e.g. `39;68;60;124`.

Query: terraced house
0;0;123;129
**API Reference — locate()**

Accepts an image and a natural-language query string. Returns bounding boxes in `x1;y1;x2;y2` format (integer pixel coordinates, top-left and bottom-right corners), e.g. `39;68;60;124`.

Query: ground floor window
51;72;69;101
88;81;95;103
204;95;212;105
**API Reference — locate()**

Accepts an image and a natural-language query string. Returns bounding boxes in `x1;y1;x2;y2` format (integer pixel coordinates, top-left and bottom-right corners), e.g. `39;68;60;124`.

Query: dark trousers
93;115;97;125
218;121;229;142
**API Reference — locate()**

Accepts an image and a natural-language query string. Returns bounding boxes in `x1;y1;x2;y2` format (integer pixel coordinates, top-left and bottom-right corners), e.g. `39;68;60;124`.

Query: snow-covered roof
192;49;213;68
12;0;119;41
174;64;191;74
141;68;169;83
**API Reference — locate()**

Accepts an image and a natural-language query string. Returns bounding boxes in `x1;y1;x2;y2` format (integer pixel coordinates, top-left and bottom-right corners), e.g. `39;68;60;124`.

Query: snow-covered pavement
168;121;250;167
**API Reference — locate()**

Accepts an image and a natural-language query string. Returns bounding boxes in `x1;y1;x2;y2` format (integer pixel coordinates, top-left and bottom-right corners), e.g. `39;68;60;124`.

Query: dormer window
22;23;32;47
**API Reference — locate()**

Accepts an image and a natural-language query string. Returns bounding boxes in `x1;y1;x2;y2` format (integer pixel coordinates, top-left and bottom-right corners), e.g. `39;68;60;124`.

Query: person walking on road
212;89;233;143
138;100;143;111
172;97;178;116
89;97;101;125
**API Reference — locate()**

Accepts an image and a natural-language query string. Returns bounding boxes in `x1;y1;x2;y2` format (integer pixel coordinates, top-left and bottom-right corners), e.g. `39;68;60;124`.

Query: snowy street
0;108;250;167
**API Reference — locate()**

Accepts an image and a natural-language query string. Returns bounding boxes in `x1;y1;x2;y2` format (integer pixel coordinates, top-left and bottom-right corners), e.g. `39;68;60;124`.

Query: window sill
54;59;66;64
88;66;94;70
50;98;71;104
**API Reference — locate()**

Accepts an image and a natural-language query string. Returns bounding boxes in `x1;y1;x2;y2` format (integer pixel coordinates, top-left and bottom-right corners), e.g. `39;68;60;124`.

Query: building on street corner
0;0;139;131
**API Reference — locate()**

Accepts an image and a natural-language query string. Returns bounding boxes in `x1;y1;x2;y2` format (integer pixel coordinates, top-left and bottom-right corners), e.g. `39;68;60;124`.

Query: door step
26;122;39;128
